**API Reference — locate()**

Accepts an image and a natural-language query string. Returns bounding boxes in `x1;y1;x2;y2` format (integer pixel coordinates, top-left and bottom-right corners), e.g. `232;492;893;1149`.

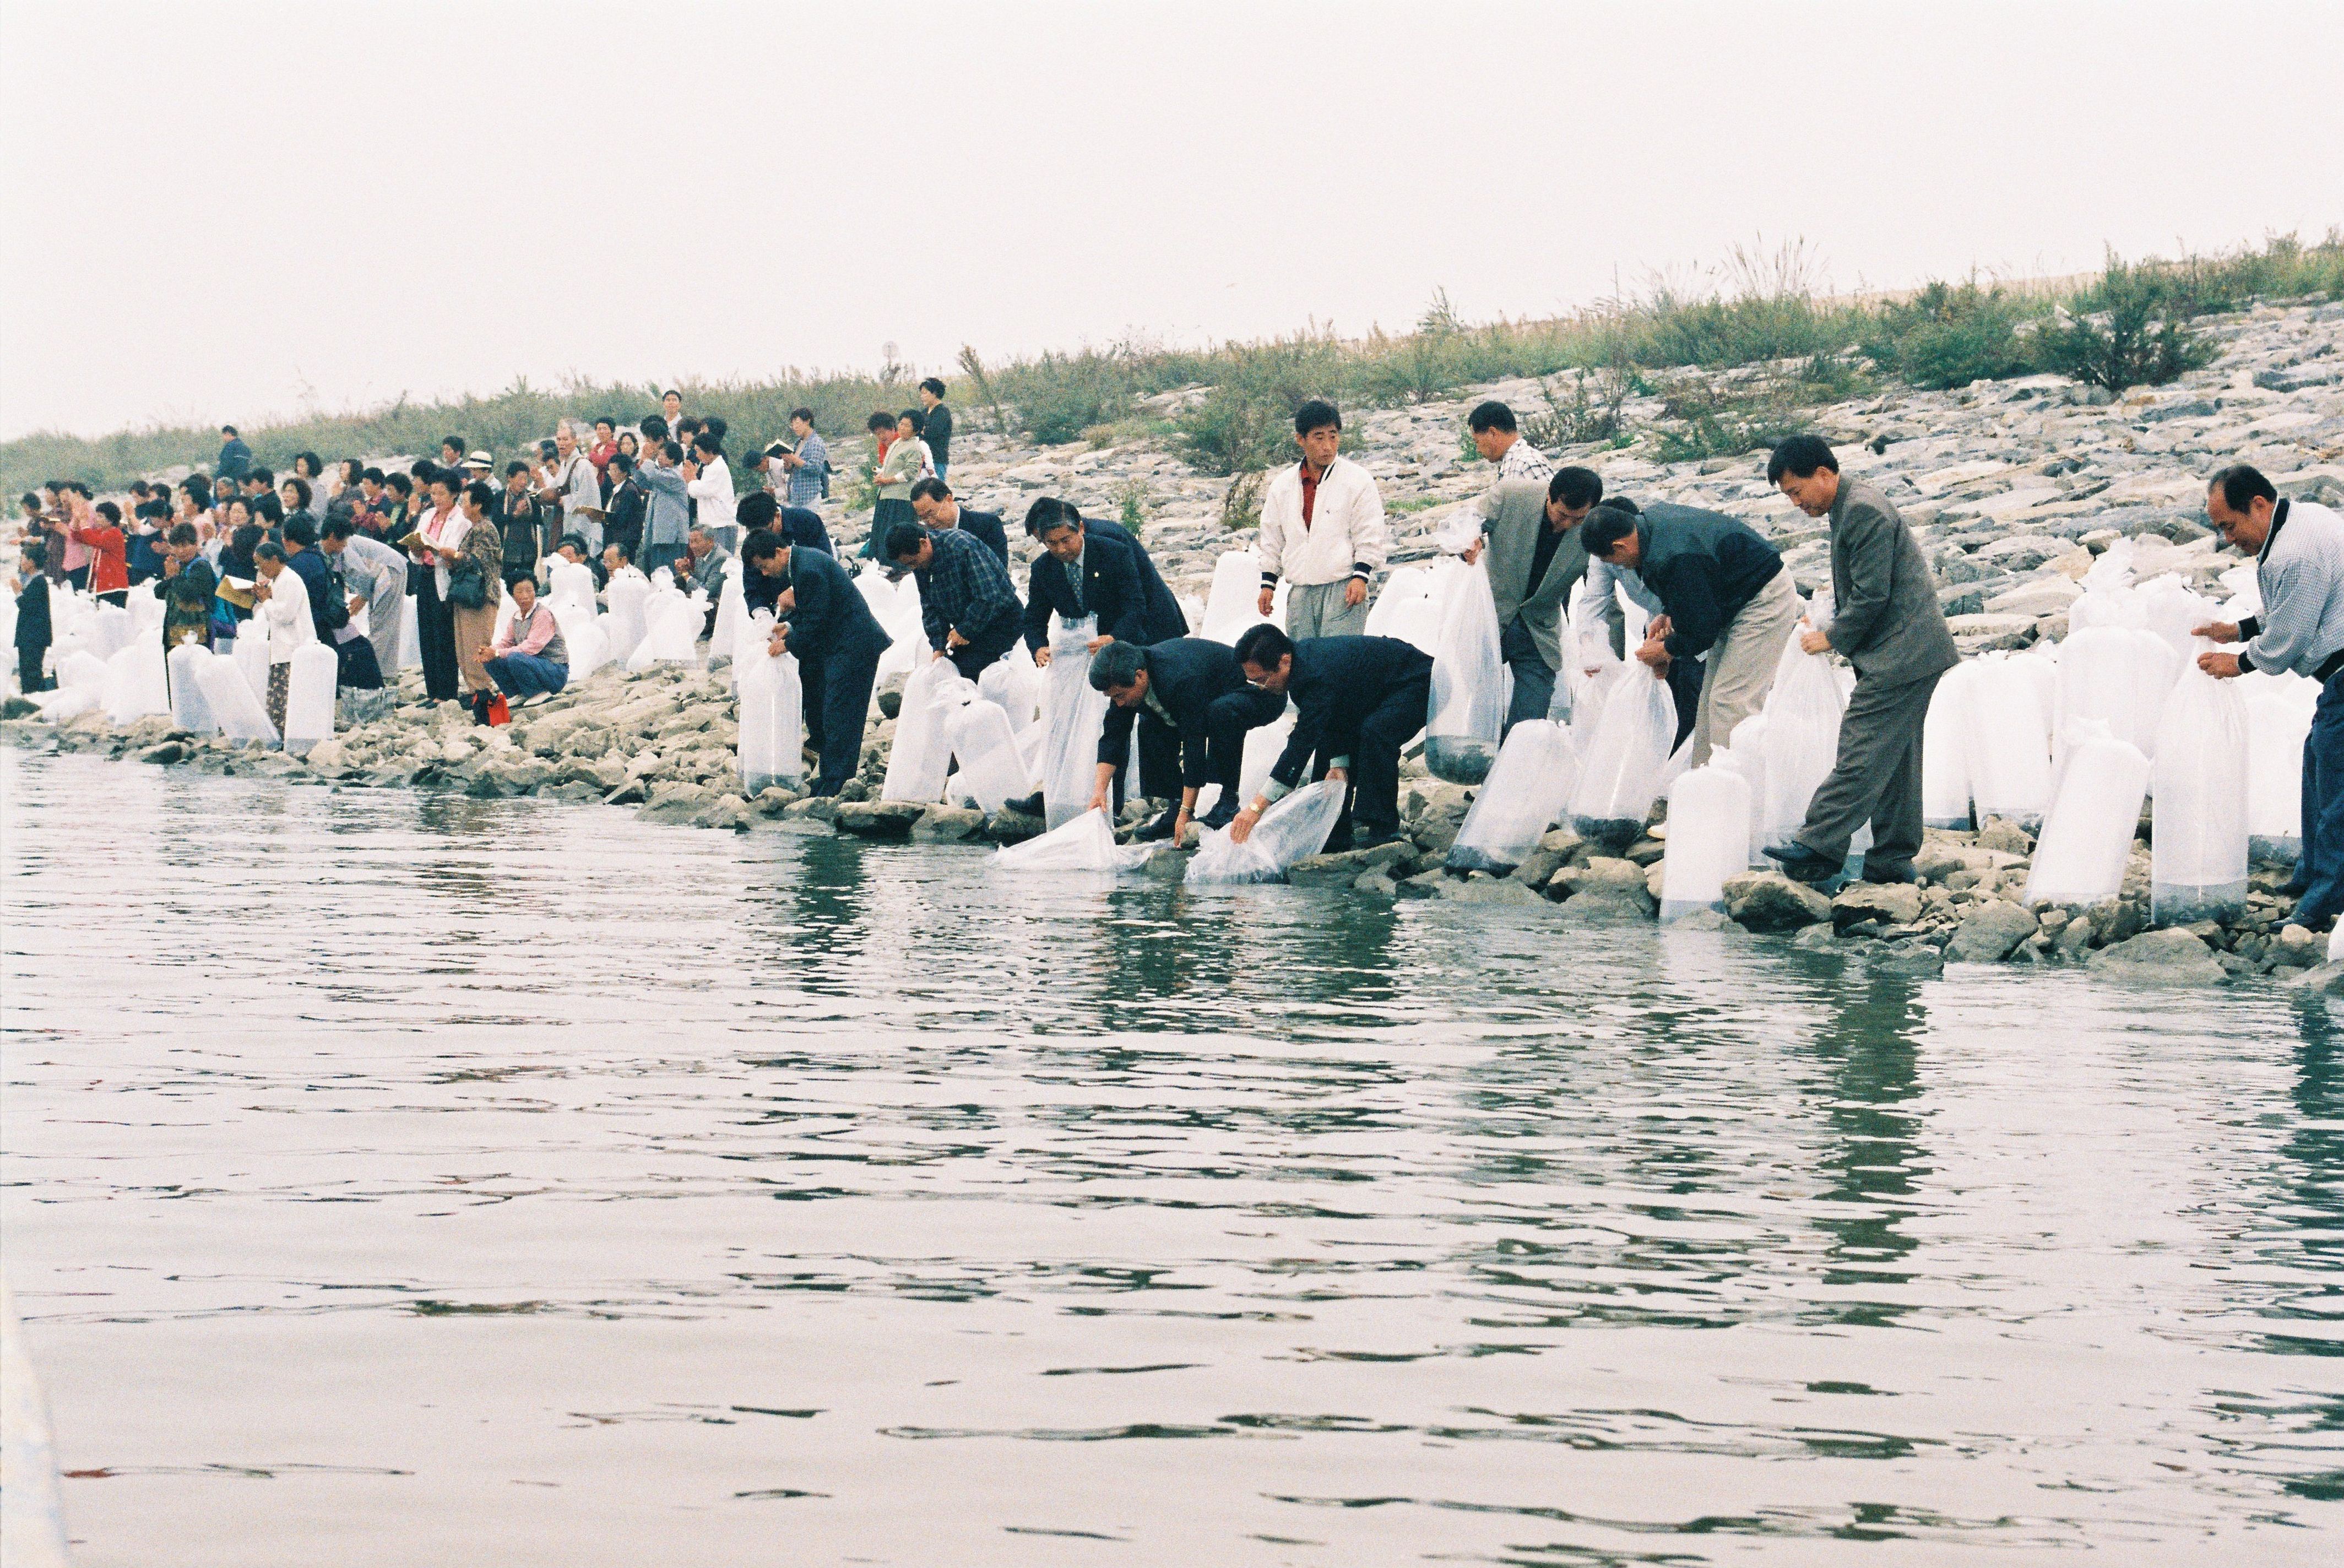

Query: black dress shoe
1351;829;1406;851
1005;791;1044;818
1763;842;1840;885
1862;862;1919;885
1133;807;1179;842
1198;798;1239;831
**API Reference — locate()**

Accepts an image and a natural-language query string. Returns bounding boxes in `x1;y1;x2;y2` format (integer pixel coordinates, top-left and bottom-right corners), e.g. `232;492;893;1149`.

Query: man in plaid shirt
781;408;830;508
885;519;1023;680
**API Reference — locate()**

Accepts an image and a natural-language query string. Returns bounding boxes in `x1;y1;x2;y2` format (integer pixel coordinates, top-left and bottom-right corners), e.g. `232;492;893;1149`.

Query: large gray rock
1722;872;1832;931
636;781;716;823
2091;927;2227;986
1948;899;2039;962
1287;841;1414;888
912;805;987;842
833;800;924;838
1436;877;1545;907
1557;856;1651;899
1554;891;1653;926
1833;881;1922;929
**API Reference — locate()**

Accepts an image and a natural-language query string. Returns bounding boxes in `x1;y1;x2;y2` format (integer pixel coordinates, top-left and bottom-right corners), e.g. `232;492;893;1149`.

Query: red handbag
485;693;511;726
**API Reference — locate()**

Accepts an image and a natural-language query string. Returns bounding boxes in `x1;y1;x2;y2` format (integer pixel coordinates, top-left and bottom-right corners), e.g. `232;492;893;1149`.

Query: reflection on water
3;751;2339;1566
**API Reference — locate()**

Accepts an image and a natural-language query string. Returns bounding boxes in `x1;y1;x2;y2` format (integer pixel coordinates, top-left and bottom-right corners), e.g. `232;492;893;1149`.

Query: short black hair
701;415;726;443
604;538;634;563
361;466;384;485
1581;506;1638;558
505;460;532;479
135;499;170;521
1293;399;1341;437
167;522;198;546
1088;640;1147;693
321;514;355;541
691;431;721;457
663;388;681;400
1550;466;1603;509
221;424;238;437
385;472;414;497
247;466;274;487
908;476;951;505
641;415;669;442
20;540;45;569
920;377;947;398
1467;400;1516;435
295;451;323;477
661;440;685;464
607;452;634;476
441;434;466;455
254;541;287;563
1026;496;1082;539
789;406;815;425
1234;623;1294;671
736;491;778;531
463;479;496;511
2209;463;2277;513
94;501;121;525
1767;435;1838;484
283;513;320;547
18;491;39;509
741;527;785;566
884;522;929;559
410;459;439;485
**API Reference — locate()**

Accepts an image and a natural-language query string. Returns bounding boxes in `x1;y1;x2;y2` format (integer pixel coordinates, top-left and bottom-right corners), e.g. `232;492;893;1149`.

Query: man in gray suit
1762;436;1959;885
1464;470;1598;732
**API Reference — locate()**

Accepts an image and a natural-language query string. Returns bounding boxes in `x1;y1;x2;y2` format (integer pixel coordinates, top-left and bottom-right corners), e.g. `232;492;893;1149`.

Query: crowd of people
11;382;2341;925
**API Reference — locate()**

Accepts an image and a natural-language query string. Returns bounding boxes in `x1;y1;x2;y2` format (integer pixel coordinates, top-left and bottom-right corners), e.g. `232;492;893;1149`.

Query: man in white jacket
1255;399;1386;639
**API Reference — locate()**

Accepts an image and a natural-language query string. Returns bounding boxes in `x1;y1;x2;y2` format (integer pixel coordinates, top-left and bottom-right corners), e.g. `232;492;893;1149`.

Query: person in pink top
479;576;569;705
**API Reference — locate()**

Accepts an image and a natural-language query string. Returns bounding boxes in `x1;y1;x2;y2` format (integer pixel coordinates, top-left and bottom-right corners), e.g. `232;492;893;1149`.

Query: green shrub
2036;255;2216;393
990;349;1138;444
1862;280;2042;389
1650;375;1813;464
1173;386;1293;477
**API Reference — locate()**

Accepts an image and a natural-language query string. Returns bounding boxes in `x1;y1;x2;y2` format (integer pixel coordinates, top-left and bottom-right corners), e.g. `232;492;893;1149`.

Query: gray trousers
1690;569;1802;767
1284;578;1368;639
1794;668;1944;873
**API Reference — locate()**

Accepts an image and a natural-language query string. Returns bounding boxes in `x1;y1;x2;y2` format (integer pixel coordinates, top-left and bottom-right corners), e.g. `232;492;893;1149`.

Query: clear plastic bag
232;614;272;698
549;600;609;680
880;656;957;803
627;594;706;671
2150;659;2248;924
708;556;746;666
1922;660;1978;829
2055;626;2176;764
1755;631;1846;852
102;639;170;725
2245;687;2310;862
2022;721;2148;907
1038;616;1108;829
194;651;279;743
1962;654;2052;829
736;643;806;794
1568;665;1676;844
1448;719;1581;871
547;560;598;611
991;807;1153;873
1363;565;1445;655
395;592;421;669
603;571;649;665
281;642;340;755
978;644;1046;737
1186;778;1348;884
1424;556;1506;783
1201;549;1281;645
946;695;1034;813
1661;763;1752;921
167;644;216;733
88;604;135;662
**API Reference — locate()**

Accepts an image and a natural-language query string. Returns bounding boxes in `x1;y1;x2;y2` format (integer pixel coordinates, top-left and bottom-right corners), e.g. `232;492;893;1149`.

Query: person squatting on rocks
1256;399;1387;639
2193;463;2344;927
742;524;890;798
1761;436;1961;887
1229;625;1434;855
1583;498;1800;768
481;577;569;707
1086;637;1266;843
887;519;1023;683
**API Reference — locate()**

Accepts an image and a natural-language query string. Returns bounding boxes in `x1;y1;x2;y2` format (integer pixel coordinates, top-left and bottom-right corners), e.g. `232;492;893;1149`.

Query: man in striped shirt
1467;400;1554;486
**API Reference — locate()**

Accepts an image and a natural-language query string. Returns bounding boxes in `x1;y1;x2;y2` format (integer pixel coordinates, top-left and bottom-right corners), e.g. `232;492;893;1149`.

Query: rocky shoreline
12;294;2344;993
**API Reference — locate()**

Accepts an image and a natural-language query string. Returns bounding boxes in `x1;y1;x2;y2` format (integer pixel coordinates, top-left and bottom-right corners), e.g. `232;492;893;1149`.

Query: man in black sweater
1086;638;1267;840
916;378;954;481
1583;501;1802;767
1230;625;1432;852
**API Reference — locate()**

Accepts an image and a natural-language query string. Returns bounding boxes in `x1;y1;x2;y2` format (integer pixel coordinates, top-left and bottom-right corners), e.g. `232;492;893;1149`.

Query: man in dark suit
742;527;891;796
908;478;1008;566
1027;497;1187;643
1021;499;1155;662
1085;638;1268;840
1229;626;1433;853
1764;435;1960;885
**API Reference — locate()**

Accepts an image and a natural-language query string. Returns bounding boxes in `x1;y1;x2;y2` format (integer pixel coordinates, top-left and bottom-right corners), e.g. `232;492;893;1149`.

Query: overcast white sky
2;0;2337;441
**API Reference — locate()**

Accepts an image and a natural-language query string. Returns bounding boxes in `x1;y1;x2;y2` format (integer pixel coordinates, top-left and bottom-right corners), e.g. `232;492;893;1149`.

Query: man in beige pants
1582;502;1802;767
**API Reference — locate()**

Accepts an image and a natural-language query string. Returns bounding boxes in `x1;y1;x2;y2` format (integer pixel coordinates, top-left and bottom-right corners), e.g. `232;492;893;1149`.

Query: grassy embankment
7;233;2337;517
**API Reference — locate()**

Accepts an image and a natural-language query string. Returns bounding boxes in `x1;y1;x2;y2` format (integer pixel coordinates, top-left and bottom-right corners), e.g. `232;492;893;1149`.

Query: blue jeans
1499;616;1555;734
2297;670;2344;920
484;652;568;699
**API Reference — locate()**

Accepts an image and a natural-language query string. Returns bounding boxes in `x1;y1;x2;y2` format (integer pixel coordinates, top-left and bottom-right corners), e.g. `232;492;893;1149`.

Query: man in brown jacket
1762;435;1960;885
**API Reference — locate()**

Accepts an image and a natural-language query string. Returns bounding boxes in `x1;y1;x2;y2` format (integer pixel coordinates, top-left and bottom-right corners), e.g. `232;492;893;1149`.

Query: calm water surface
3;750;2339;1566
